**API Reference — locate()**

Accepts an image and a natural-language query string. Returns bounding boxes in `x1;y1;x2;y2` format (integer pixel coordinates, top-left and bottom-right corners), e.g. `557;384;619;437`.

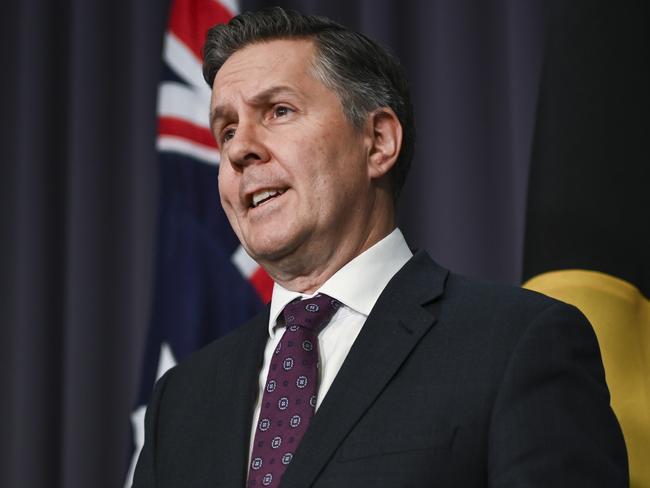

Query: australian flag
124;0;272;485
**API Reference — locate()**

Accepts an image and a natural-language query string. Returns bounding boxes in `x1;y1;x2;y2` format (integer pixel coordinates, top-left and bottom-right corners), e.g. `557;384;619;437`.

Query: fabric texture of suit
133;251;628;487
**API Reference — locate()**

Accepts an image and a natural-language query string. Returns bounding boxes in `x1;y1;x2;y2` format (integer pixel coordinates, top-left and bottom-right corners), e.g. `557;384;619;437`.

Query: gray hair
203;7;415;201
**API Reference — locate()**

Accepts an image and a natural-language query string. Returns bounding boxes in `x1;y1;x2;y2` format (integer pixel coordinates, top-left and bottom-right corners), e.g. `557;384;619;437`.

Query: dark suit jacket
133;251;628;487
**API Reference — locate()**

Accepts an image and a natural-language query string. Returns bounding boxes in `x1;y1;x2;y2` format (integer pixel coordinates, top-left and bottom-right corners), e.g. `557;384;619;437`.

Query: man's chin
242;238;300;268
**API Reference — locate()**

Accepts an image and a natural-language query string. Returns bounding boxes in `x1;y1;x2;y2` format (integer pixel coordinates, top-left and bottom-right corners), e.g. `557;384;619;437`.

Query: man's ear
366;107;402;179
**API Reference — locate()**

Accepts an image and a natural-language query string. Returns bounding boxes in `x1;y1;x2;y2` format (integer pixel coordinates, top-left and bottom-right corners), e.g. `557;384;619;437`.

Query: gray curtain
1;1;543;486
0;1;169;486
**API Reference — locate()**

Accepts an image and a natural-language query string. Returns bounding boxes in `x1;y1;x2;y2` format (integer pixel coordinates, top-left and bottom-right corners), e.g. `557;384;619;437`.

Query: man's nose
225;122;270;170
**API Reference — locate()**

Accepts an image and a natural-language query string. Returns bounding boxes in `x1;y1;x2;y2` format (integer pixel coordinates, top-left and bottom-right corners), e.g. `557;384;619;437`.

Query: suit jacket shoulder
132;308;270;488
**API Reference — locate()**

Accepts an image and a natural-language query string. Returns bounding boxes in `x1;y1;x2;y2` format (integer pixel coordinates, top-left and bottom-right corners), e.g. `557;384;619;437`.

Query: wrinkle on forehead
209;38;321;111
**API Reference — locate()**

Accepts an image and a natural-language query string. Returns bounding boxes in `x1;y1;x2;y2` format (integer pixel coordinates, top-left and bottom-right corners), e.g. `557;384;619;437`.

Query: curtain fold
0;1;169;486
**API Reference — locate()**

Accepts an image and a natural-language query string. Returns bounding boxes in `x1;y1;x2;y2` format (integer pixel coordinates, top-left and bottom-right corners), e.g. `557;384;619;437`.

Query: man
133;7;627;487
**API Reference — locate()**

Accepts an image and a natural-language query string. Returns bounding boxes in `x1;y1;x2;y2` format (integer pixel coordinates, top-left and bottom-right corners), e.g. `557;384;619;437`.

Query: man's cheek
218;174;236;209
218;189;239;228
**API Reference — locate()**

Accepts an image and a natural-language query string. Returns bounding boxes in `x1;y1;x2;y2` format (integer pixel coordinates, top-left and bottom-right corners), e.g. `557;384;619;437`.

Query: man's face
211;39;375;268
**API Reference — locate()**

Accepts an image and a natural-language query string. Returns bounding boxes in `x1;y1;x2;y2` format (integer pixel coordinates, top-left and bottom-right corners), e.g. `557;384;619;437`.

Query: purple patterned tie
247;294;341;488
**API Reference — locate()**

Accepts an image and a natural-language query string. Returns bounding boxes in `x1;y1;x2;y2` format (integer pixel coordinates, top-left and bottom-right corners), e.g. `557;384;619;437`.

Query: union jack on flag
124;0;272;485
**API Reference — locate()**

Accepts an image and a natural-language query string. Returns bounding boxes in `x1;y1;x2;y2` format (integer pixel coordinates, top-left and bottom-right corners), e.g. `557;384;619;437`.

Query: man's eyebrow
248;85;302;105
209;105;235;129
210;85;302;128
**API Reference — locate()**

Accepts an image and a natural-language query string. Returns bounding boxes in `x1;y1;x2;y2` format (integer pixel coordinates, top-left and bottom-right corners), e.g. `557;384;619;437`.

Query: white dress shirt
248;228;413;460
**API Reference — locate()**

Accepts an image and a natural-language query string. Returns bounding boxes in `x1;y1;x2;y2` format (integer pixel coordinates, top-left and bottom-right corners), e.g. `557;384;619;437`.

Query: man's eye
222;127;236;142
272;106;292;118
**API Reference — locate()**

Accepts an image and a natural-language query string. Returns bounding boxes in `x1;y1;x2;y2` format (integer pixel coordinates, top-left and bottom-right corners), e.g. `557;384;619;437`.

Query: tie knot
282;293;341;334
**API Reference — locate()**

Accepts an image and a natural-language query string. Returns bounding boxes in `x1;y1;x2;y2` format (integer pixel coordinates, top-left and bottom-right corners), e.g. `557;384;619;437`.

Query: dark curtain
0;1;170;487
523;0;650;294
1;1;543;487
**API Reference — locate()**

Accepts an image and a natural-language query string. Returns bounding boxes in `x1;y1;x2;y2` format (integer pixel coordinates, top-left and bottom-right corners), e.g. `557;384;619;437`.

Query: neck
264;215;395;294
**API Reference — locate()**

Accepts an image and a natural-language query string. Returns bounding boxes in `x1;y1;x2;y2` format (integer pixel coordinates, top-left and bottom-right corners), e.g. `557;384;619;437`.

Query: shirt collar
267;228;413;338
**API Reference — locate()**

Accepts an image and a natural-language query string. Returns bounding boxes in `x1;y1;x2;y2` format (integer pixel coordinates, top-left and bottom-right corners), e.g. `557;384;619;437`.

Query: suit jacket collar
279;250;448;488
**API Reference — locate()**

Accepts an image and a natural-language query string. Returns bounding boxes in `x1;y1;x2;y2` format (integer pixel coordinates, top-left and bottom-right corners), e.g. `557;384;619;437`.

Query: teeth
252;189;283;207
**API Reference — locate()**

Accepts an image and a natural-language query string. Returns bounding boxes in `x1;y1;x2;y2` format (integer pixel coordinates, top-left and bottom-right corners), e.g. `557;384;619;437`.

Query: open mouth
250;188;286;208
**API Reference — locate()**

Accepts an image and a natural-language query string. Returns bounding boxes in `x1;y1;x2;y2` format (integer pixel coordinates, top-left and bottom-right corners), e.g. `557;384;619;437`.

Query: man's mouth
250;188;286;208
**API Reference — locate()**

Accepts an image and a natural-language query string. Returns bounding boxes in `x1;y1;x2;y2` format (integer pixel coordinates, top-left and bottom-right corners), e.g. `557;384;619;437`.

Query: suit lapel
208;308;269;487
280;251;448;488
